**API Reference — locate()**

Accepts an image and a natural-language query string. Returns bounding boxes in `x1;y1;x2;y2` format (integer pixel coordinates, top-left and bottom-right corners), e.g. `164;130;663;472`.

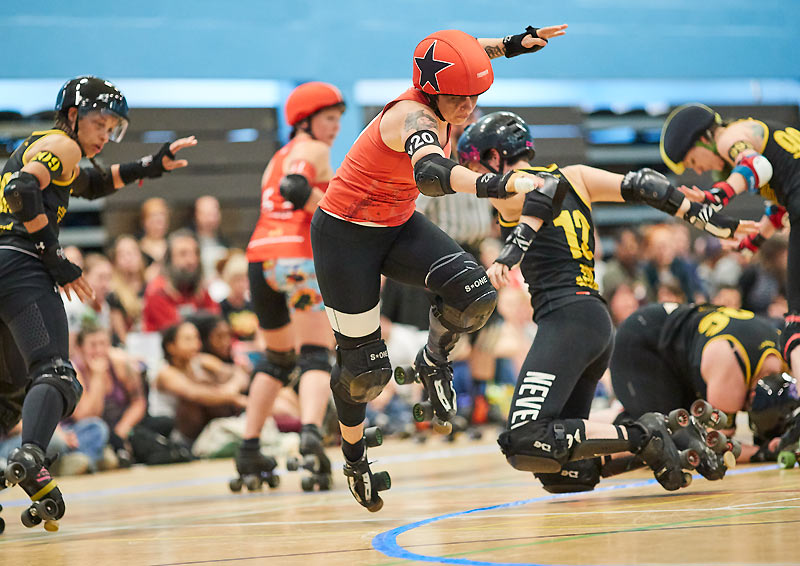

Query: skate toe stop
44;520;59;532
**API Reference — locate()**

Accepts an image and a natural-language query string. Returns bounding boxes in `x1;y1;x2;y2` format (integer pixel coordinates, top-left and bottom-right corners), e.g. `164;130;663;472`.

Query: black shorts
0;249;70;388
610;304;696;419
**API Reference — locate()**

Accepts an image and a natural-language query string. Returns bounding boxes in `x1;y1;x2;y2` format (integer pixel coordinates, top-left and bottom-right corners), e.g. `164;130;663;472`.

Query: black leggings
507;298;614;430
609;304;696;419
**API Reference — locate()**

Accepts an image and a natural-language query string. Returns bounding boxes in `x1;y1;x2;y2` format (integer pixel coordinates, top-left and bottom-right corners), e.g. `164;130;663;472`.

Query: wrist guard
476;171;514;199
704;181;736;208
503;26;545;57
30;224;82;286
118;142;175;185
766;203;787;229
738;233;765;254
620;168;683;216
684;201;739;239
495;222;537;268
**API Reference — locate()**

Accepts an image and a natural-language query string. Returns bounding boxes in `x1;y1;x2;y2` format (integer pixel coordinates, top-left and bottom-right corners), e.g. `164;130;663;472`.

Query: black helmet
747;372;800;440
659;103;721;175
55;76;129;142
457;111;534;173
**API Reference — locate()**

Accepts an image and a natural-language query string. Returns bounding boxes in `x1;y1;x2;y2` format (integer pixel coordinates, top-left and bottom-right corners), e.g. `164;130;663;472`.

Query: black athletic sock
342;438;365;462
21;384;65;452
241;437;260;450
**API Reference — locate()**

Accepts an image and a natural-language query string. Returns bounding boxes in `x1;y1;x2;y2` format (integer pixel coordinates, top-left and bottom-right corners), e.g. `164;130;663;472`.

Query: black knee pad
535;459;601;493
253;349;298;386
330;340;392;403
426;252;497;333
333;393;368;427
297;344;333;376
27;357;82;418
0;382;25;434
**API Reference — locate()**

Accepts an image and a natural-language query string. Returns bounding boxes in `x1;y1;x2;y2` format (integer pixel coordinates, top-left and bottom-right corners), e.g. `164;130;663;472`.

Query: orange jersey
320;88;450;226
246;138;326;261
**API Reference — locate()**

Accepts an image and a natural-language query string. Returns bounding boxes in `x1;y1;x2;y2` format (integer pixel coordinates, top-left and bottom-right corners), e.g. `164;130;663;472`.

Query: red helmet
284;82;345;126
413;30;494;96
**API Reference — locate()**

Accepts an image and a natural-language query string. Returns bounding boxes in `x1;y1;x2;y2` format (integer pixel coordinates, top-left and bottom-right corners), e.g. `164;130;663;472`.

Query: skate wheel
317;475;332;491
666;408;690;430
364;427;383;448
301;476;315;492
286;457;300;472
679;449;700;469
21;508;41;528
778;450;797;469
432;418;452;435
229;478;244;492
0;516;5;535
302;455;318;472
5;462;27;484
681;472;693;488
244;476;262;491
413;402;433;423
705;431;727;454
709;410;727;430
394;366;415;385
373;471;391;492
266;474;280;489
727;439;742;460
33;499;58;521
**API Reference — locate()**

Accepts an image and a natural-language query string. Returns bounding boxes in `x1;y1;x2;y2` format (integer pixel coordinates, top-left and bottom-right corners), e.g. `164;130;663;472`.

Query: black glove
495;222;537;269
683;201;740;239
30;225;82;286
118;142;175;185
279;174;313;210
503;26;545;57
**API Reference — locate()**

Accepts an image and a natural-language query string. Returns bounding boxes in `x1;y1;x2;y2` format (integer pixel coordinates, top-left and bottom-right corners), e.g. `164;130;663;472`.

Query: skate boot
5;443;64;532
342;427;391;512
229;442;280;492
287;424;332;491
634;411;696;491
670;400;738;480
394;348;457;434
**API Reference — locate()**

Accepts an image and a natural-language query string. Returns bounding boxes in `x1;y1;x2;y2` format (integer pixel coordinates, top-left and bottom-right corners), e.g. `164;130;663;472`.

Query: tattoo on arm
403;109;439;137
484;44;505;59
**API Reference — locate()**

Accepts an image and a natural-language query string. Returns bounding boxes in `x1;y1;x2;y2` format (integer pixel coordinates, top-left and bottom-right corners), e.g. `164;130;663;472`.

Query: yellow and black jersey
500;164;601;319
0;130;77;256
734;119;800;205
658;303;782;391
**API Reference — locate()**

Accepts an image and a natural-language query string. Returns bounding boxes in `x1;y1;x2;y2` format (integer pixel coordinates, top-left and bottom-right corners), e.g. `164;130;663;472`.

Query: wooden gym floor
0;435;796;566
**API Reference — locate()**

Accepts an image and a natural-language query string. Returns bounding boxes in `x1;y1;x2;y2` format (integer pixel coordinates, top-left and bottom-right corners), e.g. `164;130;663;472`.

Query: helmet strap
479;158;501;175
423;93;446;122
694;131;718;155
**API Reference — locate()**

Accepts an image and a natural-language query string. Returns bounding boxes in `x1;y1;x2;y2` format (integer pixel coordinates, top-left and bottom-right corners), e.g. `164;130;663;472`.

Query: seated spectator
643;224;704;303
739;235;788;317
72;322;147;467
154;321;248;447
108;234;147;344
602;228;648;303
142;229;219;332
192;195;229;283
607;282;641;326
63;253;114;348
218;252;259;345
138;197;171;281
712;284;743;309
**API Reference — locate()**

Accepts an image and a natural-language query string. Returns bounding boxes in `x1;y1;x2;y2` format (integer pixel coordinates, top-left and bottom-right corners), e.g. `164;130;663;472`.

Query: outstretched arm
478;25;567;59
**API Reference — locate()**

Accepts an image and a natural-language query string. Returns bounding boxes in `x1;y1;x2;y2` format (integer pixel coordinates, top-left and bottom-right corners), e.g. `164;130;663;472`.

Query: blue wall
2;0;798;163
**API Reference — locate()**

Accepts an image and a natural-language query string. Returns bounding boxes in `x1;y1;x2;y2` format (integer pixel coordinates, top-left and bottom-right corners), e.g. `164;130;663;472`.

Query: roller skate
287;424;332;492
670;400;739;480
775;411;800;468
229;442;280;492
394;348;457;434
634;411;697;491
0;483;5;535
4;443;64;532
343;427;391;512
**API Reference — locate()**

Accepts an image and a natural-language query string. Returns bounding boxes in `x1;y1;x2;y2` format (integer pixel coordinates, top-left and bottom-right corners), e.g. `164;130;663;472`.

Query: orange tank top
246;138;327;261
320;88;450;226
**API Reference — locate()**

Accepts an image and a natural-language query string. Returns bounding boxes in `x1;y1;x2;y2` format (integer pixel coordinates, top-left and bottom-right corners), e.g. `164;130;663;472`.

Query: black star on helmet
415;41;454;93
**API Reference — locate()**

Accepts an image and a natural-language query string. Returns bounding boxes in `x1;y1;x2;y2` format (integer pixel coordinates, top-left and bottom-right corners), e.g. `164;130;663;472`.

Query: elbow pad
520;172;567;223
279;174;313;210
72;166;116;200
3;171;44;222
413;154;457;197
733;154;773;193
620;168;684;216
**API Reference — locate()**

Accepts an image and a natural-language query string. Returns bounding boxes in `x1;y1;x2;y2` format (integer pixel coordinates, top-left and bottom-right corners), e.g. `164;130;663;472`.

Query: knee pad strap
27;357;82;418
330;340;391;403
253;349;298;386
